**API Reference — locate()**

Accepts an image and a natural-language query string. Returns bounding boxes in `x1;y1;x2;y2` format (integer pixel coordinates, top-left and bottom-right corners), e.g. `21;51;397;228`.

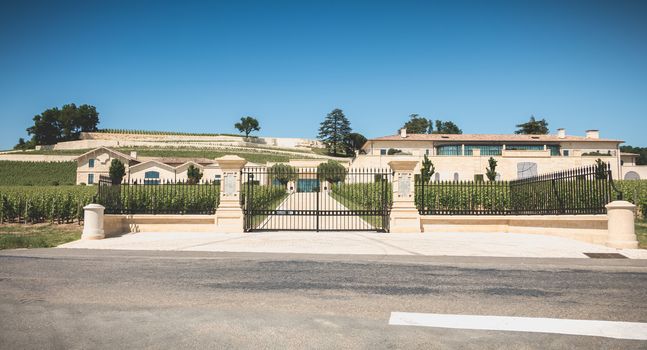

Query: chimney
400;128;407;138
585;130;600;139
130;151;138;159
557;128;566;139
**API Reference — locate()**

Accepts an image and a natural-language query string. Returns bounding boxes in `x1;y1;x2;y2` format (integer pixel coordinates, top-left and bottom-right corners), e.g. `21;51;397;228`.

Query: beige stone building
75;147;264;185
355;128;628;181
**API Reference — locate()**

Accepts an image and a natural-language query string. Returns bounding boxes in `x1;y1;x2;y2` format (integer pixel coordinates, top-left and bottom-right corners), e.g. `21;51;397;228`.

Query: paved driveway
257;191;376;230
60;231;647;259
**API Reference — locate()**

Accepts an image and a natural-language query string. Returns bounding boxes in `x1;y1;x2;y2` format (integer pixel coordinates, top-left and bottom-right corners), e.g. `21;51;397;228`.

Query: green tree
485;157;498;181
318;108;352;156
515;115;549;135
234;116;261;138
387;148;402;155
25;103;100;146
344;132;367;155
109;159;126;185
13;138;33;151
595;158;608;180
420;154;435;183
187;165;203;184
317;160;347;184
270;163;298;185
402;114;431;134
432;120;463;134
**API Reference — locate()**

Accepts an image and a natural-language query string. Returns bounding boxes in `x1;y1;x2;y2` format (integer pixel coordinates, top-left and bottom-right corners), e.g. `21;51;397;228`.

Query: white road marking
388;312;647;340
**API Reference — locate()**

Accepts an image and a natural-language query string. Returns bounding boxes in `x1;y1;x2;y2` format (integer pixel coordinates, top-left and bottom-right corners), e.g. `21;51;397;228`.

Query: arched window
453;172;459;181
624;171;640;180
434;173;440;182
144;171;160;185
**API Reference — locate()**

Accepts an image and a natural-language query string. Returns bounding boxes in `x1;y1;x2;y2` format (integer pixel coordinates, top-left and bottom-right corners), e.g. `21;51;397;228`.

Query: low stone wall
104;214;216;237
421;215;608;245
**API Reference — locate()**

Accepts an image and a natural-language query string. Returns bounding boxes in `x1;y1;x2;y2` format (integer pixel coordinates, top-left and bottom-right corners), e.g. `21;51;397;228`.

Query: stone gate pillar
214;155;247;232
605;200;638;249
388;160;422;233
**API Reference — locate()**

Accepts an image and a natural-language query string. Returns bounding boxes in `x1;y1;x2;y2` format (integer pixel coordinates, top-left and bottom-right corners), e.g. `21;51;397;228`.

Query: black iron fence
241;167;392;231
416;163;622;215
96;176;220;214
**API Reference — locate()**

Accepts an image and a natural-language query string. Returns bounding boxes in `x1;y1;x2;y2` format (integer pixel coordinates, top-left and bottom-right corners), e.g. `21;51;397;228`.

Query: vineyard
616;180;647;218
0;186;95;224
96;180;221;214
0;161;77;186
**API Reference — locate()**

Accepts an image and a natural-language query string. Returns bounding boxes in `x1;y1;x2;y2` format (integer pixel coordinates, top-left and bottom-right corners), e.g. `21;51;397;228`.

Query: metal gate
241;167;392;232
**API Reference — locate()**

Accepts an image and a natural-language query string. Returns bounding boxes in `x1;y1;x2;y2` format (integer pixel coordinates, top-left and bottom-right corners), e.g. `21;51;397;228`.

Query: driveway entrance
242;167;392;232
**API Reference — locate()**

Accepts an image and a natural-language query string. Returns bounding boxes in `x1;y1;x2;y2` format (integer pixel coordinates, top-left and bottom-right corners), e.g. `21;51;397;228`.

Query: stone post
214;155;247;232
605;201;638;249
388;160;422;233
82;204;105;240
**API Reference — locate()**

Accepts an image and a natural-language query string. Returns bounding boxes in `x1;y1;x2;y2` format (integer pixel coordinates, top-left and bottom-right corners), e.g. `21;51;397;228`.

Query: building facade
355;128;626;181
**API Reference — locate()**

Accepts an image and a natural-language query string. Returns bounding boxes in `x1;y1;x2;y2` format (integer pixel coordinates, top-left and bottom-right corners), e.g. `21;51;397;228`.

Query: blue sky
1;0;646;150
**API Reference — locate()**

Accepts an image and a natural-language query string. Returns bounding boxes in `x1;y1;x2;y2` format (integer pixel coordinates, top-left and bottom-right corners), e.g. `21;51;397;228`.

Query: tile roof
368;133;622;143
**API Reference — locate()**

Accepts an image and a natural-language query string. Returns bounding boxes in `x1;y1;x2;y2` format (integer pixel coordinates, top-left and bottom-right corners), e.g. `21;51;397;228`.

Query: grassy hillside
0;161;77;186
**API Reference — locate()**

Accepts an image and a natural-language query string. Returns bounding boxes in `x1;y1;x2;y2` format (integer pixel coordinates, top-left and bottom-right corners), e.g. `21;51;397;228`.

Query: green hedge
241;184;287;210
415;182;510;214
0;161;76;186
0;186;95;223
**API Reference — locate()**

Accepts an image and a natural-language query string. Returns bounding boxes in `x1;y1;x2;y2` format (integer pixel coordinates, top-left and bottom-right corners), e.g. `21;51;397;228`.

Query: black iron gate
241;167;392;232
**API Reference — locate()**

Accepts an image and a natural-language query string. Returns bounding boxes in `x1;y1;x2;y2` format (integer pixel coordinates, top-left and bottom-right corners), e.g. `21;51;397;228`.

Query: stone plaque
398;175;410;197
224;174;236;195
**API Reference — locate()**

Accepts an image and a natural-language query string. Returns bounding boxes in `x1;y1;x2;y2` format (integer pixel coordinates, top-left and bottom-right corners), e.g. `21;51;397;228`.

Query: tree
318;109;352;156
515;115;549;135
109;159;126;185
13;138;33;151
387;148;402;155
485;157;498;181
234;116;260;138
317;160;347;183
270;163;298;185
24;104;99;146
344;132;367;155
402;114;431;134
420;154;435;184
187;165;203;184
595;158;608;180
432;120;463;134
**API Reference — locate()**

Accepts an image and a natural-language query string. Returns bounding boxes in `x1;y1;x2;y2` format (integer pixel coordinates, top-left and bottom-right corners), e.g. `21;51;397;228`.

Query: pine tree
485;157;498;181
318;109;352;156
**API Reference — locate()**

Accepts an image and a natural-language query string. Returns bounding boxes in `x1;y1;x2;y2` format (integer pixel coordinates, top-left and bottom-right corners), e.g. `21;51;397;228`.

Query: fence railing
416;163;622;215
96;176;220;214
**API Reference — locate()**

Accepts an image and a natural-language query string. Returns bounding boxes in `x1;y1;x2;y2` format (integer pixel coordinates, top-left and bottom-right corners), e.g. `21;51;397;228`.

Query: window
214;174;222;185
563;150;570;156
464;145;502;156
425;149;430;156
144;171;160;185
434;173;440;182
380;149;387;155
87;173;94;184
624;171;640;180
548;145;560;156
436;145;462;156
453;172;459;181
88;159;95;168
506;144;544;151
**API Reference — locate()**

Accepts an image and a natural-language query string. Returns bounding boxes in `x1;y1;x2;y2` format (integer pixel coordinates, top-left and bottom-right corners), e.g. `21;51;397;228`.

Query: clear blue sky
1;0;646;150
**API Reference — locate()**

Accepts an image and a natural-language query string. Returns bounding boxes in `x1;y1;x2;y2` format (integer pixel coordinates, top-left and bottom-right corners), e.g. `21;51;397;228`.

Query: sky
0;0;646;150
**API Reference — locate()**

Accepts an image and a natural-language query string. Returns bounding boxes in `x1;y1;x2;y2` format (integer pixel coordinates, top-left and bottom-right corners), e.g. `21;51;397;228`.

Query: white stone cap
605;201;636;210
84;203;105;210
215;155;248;169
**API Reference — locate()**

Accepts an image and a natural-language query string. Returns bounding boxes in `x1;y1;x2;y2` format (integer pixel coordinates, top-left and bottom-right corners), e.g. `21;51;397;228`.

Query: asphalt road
1;249;646;349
